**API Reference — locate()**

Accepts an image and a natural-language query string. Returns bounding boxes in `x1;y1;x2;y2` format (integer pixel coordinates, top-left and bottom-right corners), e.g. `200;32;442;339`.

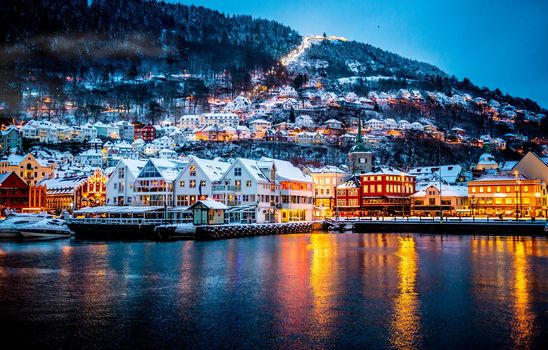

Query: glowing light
511;241;534;348
390;236;421;350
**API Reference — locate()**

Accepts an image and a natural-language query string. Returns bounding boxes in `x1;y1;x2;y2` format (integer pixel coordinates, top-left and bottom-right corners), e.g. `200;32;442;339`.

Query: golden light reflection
309;234;337;340
511;240;534;348
390;236;421;350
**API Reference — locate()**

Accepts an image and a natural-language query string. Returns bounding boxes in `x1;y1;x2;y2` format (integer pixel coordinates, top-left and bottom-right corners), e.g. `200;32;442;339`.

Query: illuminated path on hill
280;35;347;66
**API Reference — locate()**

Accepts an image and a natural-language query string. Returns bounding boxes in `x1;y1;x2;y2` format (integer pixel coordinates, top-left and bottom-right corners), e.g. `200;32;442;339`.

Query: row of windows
471;185;531;193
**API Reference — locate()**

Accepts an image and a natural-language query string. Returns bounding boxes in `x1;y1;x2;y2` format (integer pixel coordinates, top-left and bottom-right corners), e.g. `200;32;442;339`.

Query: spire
357;113;363;143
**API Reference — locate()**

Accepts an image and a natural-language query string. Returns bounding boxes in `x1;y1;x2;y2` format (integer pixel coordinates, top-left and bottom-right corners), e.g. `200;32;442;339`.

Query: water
0;234;547;349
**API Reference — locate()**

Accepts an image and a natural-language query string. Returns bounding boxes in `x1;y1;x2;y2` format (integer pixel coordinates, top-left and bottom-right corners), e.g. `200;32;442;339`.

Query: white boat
19;219;73;239
0;214;52;238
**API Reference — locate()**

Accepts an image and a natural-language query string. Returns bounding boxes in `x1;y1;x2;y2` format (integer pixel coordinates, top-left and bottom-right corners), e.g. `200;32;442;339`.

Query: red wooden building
0;172;29;214
139;123;156;142
359;168;415;215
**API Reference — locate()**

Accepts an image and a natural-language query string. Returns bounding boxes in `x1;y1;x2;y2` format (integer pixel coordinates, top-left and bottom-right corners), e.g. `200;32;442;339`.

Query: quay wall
351;220;546;235
195;222;317;241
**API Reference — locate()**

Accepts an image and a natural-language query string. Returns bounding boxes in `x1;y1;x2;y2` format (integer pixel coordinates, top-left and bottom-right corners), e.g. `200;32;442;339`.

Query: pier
157;222;320;241
328;217;547;235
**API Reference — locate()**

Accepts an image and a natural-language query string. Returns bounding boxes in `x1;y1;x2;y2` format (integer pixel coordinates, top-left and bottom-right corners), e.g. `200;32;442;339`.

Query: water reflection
512;240;534;348
390;236;421;350
309;234;337;341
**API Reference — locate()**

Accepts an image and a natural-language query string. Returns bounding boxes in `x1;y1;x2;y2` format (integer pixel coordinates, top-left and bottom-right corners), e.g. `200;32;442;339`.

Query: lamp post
514;171;519;221
400;173;405;219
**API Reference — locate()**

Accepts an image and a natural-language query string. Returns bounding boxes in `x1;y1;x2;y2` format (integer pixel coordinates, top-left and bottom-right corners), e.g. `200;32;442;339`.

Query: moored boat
19;219;73;240
0;214;52;238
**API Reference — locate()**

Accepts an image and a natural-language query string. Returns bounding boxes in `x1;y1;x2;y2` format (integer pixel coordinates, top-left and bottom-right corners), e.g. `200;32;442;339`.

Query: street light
514;171;519;221
400;173;405;218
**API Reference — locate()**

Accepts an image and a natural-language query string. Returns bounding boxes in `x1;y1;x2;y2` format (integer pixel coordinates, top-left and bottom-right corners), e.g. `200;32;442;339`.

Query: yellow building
302;165;348;219
0;153;55;186
468;174;546;218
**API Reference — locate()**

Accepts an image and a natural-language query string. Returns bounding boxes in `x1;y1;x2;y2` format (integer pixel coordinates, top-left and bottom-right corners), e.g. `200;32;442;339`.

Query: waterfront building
74;169;108;209
335;175;361;217
214;157;278;223
302;165;349;219
34;176;86;212
0;172;29;213
106;159;147;206
174;156;230;207
359;168;416;215
468;174;546;218
93;122;120;139
411;182;469;216
189;199;228;225
132;158;186;207
0;153;55;186
261;157;314;222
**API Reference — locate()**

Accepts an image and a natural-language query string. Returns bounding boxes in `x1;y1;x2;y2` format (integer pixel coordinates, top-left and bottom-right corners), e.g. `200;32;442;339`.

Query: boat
19;219;73;240
0;214;52;238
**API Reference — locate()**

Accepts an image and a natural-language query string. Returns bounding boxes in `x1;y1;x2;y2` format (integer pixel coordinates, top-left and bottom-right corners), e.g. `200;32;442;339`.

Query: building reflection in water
309;234;337;341
512;239;534;348
390;236;421;350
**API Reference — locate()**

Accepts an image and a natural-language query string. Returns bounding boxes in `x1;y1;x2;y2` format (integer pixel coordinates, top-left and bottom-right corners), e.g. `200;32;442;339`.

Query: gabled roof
260;157;312;183
189;199;228;210
186;156;230;182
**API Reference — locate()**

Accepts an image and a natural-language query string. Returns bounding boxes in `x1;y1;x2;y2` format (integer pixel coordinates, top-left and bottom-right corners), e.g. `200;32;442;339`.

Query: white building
174;156;230;207
132;158;186;207
365;118;384;130
106;159;146;206
249;119;272;138
178;115;201;130
295;115;315;129
201;113;239;128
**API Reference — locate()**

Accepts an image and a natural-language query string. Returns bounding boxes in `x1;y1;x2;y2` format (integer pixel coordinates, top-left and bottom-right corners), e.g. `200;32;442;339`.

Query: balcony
212;185;241;192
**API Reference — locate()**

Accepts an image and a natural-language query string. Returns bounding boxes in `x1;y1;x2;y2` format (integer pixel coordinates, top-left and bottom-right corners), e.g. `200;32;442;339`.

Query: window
496;186;501;193
505;198;512;204
235;167;242;176
479;187;484;193
246;180;251;187
523;186;529;192
363;186;368;193
472;188;476;193
200;180;206;188
190;180;196;188
523;198;530;204
506;186;511;192
495;198;502;204
377;184;382;192
429;198;435;205
487;187;491;193
179;181;185;187
189;166;197;177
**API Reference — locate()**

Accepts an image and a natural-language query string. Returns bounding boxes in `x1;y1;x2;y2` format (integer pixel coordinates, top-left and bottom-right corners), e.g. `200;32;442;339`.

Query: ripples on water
0;234;547;349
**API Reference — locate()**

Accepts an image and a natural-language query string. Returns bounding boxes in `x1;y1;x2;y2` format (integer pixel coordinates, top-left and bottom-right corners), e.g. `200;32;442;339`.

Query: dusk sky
176;0;548;108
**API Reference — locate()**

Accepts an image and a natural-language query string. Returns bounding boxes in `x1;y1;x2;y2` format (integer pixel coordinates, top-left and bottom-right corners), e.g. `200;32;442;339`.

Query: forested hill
0;0;301;70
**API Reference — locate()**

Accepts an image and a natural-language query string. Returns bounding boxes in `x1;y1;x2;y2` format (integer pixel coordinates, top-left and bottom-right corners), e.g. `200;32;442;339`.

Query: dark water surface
0;234;547;349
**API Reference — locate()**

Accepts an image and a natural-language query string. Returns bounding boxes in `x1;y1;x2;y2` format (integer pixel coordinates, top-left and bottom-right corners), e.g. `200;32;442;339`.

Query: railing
69;217;191;225
328;216;546;225
212;185;240;192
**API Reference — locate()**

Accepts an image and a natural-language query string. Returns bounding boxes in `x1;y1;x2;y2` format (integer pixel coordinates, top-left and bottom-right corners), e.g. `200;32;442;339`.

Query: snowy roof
363;167;412;177
249;119;271;124
118;159;147;178
236;158;273;183
305;165;348;174
190;199;228;210
188;156;230;182
408;165;462;184
148;158;186;181
38;176;87;191
412;182;468;198
260;157;312;183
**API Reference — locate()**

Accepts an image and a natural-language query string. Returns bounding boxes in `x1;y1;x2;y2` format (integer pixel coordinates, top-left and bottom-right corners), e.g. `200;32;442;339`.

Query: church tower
348;114;373;174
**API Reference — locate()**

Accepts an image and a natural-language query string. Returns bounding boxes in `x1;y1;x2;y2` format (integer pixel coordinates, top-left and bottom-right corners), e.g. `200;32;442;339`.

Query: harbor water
0;233;547;349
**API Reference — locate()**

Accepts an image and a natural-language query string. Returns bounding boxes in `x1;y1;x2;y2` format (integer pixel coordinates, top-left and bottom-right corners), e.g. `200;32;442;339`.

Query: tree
147;101;164;125
292;73;308;108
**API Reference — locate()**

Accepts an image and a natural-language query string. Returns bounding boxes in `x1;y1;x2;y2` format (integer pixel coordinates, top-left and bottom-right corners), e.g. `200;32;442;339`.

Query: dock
329;217;547;235
157;222;320;241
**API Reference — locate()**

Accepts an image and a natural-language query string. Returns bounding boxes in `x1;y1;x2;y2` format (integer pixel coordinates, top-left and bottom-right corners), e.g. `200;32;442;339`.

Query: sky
174;0;548;108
